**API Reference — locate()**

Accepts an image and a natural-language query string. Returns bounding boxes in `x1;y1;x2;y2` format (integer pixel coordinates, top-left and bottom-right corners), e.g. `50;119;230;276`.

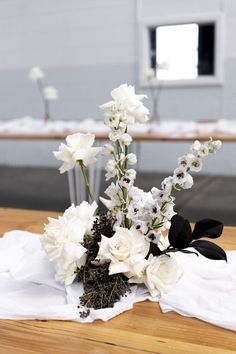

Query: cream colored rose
144;254;183;297
96;227;149;276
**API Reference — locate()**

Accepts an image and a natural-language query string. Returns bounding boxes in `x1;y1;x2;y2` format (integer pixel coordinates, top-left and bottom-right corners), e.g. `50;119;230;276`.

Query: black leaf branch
148;214;227;262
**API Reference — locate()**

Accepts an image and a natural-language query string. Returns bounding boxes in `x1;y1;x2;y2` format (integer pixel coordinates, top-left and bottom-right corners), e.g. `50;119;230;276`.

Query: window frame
138;13;224;87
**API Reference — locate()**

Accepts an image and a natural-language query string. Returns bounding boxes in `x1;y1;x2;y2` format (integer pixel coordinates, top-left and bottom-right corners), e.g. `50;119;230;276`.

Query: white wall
1;0;236;175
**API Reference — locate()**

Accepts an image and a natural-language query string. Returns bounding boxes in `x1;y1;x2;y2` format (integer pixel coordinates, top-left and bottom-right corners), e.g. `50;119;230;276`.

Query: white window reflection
156;24;199;80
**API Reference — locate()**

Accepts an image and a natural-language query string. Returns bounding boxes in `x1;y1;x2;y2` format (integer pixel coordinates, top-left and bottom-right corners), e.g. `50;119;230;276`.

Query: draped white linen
0;230;235;330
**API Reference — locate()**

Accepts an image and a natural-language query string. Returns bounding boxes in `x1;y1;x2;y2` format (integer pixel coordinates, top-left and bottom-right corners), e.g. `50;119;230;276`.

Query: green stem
37;79;50;123
79;161;94;202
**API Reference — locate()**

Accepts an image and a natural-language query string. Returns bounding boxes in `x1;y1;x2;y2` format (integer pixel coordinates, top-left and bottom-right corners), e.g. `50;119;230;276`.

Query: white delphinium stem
149;138;222;234
101;84;149;228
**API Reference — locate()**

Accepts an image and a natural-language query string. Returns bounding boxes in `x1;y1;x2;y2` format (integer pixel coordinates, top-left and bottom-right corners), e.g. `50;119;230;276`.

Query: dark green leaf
192;219;223;239
168;214;193;249
191;240;227;262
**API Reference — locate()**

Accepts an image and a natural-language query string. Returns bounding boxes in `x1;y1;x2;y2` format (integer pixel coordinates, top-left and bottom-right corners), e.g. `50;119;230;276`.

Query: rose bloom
96;227;149;277
143;254;183;297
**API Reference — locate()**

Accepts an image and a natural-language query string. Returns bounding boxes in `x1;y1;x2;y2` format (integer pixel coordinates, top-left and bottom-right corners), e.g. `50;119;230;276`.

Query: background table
1;131;236;141
0;208;235;354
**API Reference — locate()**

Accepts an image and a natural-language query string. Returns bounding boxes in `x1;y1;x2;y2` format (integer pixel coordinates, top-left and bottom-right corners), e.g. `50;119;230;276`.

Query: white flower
29;66;44;81
133;221;149;235
120;133;132;146
178;155;190;170
43;86;58;100
173;168;193;189
143;254;183;297
120;170;136;188
54;132;101;173
53;143;75;173
55;261;78;285
126;153;137;165
96;227;149;277
64;201;98;234
102;84;149;124
143;68;155;81
104;113;120;128
178;154;202;172
191;140;201;154
102;143;115;155
100;100;120;113
129;186;145;202
161;176;174;194
100;196;116;210
189;156;202;172
104;182;119;199
198;145;209;157
211;140;222;152
108;123;126;142
42;201;97;285
42;216;87;266
55;256;86;285
105;159;117;180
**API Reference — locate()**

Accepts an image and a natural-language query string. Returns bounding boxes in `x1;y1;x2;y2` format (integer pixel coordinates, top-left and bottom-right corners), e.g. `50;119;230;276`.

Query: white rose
29;66;44;81
43;86;58;100
43;214;87;262
55;254;86;285
54;132;101;173
96;227;149;277
144;254;183;297
55;260;78;285
64;201;97;234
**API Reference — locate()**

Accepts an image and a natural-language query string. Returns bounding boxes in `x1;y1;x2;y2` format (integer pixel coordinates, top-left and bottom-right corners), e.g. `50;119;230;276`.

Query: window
139;14;224;86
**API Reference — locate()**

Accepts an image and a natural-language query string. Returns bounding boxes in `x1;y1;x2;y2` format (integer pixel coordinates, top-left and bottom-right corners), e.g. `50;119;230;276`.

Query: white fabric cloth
1;117;236;136
0;230;235;330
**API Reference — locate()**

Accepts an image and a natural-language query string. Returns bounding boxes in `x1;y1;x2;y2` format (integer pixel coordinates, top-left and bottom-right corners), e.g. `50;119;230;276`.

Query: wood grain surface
1;132;236;142
0;208;235;354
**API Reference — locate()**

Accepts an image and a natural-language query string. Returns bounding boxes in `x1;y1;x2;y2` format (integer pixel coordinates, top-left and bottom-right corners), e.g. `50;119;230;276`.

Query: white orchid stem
79;161;94;202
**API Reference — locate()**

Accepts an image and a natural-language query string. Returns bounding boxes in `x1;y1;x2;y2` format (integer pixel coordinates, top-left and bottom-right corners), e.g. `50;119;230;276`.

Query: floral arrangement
42;84;226;316
29;66;58;122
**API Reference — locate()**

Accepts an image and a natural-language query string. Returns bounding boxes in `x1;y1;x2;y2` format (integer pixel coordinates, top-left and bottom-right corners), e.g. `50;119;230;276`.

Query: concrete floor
0;166;236;226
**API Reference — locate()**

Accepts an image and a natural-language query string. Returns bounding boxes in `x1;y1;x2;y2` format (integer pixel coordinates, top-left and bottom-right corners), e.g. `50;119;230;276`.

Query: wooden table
0;208;235;354
1;131;236;142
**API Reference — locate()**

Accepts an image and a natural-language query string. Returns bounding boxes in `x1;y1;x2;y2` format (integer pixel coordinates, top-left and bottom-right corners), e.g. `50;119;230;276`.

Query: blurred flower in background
29;66;58;122
143;61;169;123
